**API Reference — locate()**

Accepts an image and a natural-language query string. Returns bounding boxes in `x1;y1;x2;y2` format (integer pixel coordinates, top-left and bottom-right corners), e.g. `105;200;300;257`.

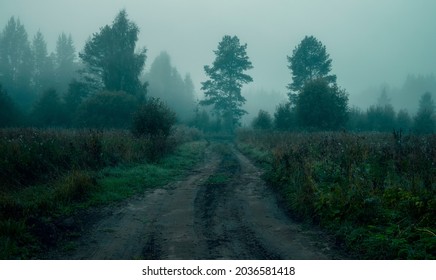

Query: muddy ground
48;142;344;260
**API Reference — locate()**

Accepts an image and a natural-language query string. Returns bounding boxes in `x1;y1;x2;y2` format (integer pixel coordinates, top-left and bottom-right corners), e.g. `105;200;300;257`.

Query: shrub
75;91;138;129
131;97;176;138
274;102;295;131
252;110;273;130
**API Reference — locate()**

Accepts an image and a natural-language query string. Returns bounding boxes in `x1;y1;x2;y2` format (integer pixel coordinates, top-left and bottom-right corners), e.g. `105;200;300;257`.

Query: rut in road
53;143;340;259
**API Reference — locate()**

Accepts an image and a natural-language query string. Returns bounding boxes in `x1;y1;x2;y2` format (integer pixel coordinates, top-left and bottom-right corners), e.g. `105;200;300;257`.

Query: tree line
0;10;434;134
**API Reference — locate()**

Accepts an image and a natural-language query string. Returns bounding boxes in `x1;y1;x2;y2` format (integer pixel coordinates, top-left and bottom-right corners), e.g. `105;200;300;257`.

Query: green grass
0;140;206;259
237;129;436;259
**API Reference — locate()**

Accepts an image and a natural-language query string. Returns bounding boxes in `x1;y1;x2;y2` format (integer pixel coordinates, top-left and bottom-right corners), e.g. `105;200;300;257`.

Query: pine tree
287;36;336;102
200;35;253;132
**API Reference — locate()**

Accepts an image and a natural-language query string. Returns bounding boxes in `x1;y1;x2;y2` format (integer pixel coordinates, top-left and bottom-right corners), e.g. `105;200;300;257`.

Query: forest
0;9;434;260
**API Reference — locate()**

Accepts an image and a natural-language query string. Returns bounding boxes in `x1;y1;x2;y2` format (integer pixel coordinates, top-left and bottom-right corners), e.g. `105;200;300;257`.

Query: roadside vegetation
0;126;205;259
237;129;435;259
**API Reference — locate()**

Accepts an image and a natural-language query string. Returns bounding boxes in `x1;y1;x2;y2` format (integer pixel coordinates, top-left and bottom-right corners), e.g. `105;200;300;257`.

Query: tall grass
237;129;436;259
0;126;203;259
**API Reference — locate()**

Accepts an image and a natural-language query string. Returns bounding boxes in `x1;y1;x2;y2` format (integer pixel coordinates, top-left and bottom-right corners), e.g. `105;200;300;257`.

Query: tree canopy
146;52;196;121
200;35;253;131
296;78;348;130
287;36;336;99
79;10;147;96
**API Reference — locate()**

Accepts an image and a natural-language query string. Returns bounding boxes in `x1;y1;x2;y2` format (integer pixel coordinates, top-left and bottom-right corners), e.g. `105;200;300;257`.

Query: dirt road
52;143;341;259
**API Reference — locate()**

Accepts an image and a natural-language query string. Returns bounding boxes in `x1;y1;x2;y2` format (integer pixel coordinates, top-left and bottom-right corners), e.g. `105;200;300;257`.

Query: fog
1;0;436;117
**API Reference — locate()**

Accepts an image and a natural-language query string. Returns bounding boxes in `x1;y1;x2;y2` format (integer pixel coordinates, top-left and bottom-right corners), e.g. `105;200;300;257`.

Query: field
0;127;204;259
237;130;436;259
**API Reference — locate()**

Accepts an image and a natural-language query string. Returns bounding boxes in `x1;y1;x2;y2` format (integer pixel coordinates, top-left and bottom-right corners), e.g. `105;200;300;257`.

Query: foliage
237;130;436;259
132;97;176;138
273;102;295;131
0;127;205;258
0;85;21;127
0;17;34;111
55;33;77;93
31;88;67;127
252;110;273;130
287;35;336;99
75;90;138;129
396;109;412;131
79;10;147;96
146;52;196;121
200;35;253;132
365;104;396;132
31;31;55;94
296;78;348;130
413;92;435;134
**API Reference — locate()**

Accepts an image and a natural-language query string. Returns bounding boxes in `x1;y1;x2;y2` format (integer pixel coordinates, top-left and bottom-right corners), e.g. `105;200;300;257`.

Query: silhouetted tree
191;106;211;132
32;31;55;94
146;52;195;121
296;78;348;130
0;84;21;127
252;110;273;130
0;17;34;110
413;92;435;134
200;35;253;132
366;104;396;131
64;79;89;121
287;36;336;103
396;109;412;131
55;33;77;93
31;88;66;127
79;10;147;96
274;102;295;131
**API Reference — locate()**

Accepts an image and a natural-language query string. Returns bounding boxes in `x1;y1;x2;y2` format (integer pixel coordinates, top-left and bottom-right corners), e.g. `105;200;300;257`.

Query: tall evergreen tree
413;92;435;134
0;17;34;110
55;32;76;93
287;36;336;102
146;52;196;121
79;10;147;96
32;30;55;94
200;35;253;131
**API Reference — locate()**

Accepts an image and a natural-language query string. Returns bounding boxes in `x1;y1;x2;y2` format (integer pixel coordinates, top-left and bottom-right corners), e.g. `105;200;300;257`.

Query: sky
1;0;436;106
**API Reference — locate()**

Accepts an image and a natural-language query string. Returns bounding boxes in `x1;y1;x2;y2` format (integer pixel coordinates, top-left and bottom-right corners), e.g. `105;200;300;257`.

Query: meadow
237;130;435;259
0;127;204;259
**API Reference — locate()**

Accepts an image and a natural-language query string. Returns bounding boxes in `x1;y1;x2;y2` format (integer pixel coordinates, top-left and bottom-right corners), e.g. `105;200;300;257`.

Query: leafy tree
413;92;435;134
132;97;176;137
75;91;138;128
366;104;396;131
200;35;253;132
252;110;273;130
0;17;34;110
31;88;66;127
274;102;295;131
79;10;147;96
296;78;348;130
55;33;77;93
287;35;336;101
146;52;196;121
32;31;55;94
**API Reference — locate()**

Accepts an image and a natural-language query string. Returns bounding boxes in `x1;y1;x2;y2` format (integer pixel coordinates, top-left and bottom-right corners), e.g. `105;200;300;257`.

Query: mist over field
1;0;435;120
0;1;435;261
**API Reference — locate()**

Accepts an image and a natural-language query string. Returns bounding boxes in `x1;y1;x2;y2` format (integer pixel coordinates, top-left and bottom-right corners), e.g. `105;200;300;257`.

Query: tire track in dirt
51;142;342;259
